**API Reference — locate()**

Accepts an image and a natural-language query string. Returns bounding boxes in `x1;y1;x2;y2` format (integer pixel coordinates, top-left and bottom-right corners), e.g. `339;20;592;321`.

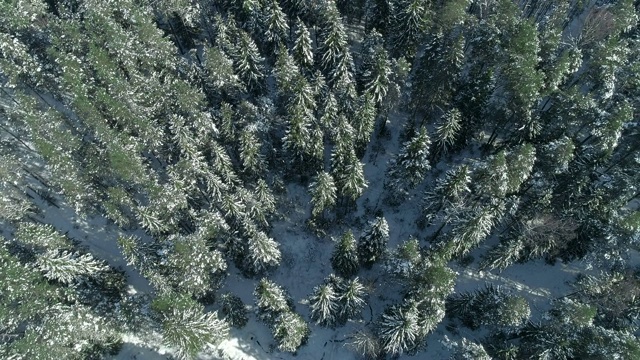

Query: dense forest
1;0;639;359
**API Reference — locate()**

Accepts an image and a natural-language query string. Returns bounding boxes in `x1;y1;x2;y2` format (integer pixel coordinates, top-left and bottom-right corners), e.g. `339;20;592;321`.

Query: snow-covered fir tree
446;285;530;329
331;229;360;277
336;277;368;321
292;18;314;69
308;283;339;326
357;216;390;268
387;126;431;193
273;310;310;352
376;302;421;355
309;171;337;218
161;303;229;360
254;278;290;322
220;292;249;328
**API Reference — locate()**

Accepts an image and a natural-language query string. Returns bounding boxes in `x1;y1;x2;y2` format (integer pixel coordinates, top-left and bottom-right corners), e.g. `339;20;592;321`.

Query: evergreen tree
450;338;491;360
309;171;337;218
387;126;431;193
273;310;310;352
231;30;265;91
505;143;536;194
376;302;421;355
292;19;314;70
245;230;281;274
309;283;339;326
333;146;368;202
0;241;121;359
331;230;360;278
352;94;377;152
412;34;465;111
0;155;32;223
476;151;509;199
158;295;229;360
318;6;348;71
358;216;390;268
254;278;290;322
220;292;249;328
36;250;108;285
359;32;391;104
385;236;422;280
433;108;462;159
263;0;289;48
364;0;392;35
442;203;502;260
337;277;367;321
239;128;265;175
347;329;381;359
446;285;531;329
390;0;431;58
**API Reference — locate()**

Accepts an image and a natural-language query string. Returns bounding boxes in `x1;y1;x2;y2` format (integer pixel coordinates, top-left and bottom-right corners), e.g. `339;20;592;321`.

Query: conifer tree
442;203;502;260
331;230;360;278
263;0;289;48
292;19;314;70
362;46;391;105
333;145;368;202
273;310;310;352
376;303;421;355
231;30;265;91
309;283;339;326
245;230;282;274
255;278;290;321
433;108;462;159
161;234;227;298
352;94;377;152
220;292;249;328
309;171;338;218
364;0;392;35
158;294;229;360
476;151;509;199
239;128;265;175
387;126;431;192
450;338;491;360
505;143;536;193
412;34;465;111
318;6;348;71
446;285;530;329
390;0;431;58
347;329;381;359
337;277;367;321
358;216;390;268
36;250;108;285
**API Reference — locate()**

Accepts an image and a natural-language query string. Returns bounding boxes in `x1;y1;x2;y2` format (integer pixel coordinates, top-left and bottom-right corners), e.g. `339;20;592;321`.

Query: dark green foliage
153;293;229;360
308;283;339;325
273;310;310;352
331;230;360;277
358;216;390;268
387;126;431;194
220;292;249;328
446;285;530;329
2;1;640;358
336;277;368;321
